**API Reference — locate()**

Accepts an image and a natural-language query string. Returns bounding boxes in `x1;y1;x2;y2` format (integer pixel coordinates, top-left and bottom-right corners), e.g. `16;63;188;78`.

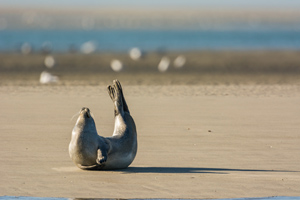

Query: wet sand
0;51;300;198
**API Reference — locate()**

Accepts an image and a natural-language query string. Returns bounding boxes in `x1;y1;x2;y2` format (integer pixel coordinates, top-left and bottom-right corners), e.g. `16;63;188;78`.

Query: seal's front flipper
96;149;107;165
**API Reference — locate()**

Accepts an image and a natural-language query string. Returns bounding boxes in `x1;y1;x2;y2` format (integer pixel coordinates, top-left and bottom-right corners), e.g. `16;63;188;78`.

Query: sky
1;0;300;9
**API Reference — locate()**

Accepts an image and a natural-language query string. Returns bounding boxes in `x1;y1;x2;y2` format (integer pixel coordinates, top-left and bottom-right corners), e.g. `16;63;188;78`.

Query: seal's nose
81;107;88;111
81;107;91;118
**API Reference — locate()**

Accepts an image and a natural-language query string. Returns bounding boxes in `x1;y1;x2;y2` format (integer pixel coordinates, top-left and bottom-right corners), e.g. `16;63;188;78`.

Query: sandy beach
0;51;300;199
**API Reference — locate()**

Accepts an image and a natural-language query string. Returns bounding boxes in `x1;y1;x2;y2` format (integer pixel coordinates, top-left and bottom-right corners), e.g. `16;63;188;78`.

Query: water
1;197;300;200
1;29;300;53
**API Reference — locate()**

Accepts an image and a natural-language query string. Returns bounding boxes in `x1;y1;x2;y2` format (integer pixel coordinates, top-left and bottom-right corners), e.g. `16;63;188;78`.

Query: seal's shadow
116;167;296;174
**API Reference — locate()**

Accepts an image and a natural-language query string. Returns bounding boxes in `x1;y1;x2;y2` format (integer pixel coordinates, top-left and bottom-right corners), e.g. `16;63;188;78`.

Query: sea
1;29;300;53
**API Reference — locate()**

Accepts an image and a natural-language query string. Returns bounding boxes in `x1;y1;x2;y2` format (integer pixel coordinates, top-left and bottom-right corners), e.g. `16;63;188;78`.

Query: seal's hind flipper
107;84;120;116
107;85;116;101
108;80;129;116
114;80;129;113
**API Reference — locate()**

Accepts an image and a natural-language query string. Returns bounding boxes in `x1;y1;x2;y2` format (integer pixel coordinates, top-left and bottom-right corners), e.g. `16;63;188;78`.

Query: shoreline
1;50;300;86
2;50;300;72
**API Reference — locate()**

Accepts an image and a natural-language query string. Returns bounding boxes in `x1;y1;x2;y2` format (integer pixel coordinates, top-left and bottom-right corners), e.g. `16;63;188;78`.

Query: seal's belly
69;141;98;166
76;150;97;166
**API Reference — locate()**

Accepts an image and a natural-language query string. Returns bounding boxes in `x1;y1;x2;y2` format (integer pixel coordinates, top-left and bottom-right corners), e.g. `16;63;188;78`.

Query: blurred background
1;0;300;85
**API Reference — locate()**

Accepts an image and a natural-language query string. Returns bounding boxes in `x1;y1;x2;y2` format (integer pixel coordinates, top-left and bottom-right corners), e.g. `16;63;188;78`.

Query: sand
1;51;300;198
1;82;300;199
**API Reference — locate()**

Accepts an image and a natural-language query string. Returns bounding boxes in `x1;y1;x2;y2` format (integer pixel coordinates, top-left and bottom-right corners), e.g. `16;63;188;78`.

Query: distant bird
44;55;56;68
129;47;142;60
110;59;123;72
173;55;186;68
80;41;97;54
158;56;170;72
39;71;59;84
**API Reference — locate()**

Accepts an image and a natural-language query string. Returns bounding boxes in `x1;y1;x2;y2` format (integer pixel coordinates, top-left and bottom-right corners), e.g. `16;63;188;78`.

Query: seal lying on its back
69;80;137;170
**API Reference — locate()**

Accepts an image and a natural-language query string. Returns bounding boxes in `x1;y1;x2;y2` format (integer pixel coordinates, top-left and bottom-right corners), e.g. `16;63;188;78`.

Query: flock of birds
18;42;186;84
111;47;186;73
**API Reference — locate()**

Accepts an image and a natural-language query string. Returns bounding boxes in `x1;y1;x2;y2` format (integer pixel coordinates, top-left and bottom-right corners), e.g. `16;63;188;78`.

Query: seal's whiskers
70;111;80;121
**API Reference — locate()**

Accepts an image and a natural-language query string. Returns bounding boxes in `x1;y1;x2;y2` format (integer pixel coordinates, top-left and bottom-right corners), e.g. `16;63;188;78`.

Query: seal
69;80;137;170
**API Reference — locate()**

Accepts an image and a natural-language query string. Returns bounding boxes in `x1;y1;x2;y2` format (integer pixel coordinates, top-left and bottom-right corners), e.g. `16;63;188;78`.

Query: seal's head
74;107;97;133
80;107;91;119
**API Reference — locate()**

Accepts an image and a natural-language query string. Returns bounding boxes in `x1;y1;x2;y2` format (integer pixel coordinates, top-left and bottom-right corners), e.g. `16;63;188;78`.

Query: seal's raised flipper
107;79;129;116
114;80;129;113
107;84;122;116
107;85;116;101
